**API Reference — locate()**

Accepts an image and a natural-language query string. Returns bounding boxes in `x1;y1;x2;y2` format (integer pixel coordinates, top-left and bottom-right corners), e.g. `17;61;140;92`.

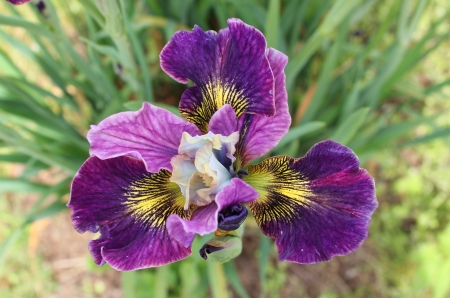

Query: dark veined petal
166;178;258;247
68;156;193;270
6;0;31;4
160;18;275;133
234;48;291;169
88;102;201;173
243;141;377;264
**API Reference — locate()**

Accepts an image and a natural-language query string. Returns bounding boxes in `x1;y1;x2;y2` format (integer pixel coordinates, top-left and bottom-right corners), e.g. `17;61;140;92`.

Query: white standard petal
208;153;232;193
170;155;197;196
173;131;240;209
185;172;213;209
178;131;216;158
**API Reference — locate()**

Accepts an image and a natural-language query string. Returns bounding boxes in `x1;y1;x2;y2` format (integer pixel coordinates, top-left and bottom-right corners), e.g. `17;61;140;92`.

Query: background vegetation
0;0;449;297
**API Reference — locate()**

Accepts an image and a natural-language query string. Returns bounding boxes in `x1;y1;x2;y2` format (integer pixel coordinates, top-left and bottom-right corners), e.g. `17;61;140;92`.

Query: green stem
122;271;136;298
208;262;229;298
154;266;169;298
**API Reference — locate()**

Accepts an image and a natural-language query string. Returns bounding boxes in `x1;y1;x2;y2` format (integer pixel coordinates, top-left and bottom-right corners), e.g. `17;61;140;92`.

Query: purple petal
88;102;201;173
244;140;378;264
209;104;238;136
68;156;193;270
6;0;31;4
235;48;291;168
160;18;275;132
166;178;258;247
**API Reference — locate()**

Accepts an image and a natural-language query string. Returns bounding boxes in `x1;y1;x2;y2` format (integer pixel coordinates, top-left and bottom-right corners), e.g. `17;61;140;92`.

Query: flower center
170;131;239;209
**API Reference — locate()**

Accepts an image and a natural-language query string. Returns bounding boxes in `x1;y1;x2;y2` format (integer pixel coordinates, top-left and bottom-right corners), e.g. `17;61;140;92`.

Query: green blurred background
0;0;449;297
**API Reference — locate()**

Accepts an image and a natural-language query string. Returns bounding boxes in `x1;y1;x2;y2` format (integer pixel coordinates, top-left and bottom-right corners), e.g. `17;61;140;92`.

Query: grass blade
223;261;250;298
265;0;280;48
331;107;370;145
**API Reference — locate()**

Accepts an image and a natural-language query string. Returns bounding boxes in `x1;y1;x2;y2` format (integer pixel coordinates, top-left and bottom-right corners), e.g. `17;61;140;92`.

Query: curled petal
166;178;258;247
68;156;193;270
160;18;275;132
88;102;201;173
217;204;248;231
244;141;378;264
235;48;291;168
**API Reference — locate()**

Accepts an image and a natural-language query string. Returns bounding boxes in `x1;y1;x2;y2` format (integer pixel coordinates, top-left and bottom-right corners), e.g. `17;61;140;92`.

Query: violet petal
235;48;291;168
88;102;201;173
68;156;193;270
160;18;275;132
244;140;378;264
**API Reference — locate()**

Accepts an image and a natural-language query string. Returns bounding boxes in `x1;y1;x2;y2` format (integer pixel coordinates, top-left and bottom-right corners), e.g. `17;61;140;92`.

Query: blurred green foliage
0;0;449;297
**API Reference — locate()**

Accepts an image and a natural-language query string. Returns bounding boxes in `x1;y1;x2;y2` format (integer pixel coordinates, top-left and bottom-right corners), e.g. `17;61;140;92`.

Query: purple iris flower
6;0;31;4
68;19;378;271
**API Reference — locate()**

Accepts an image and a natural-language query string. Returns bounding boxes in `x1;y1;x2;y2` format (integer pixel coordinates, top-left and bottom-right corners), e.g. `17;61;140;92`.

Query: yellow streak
244;156;311;223
124;170;190;227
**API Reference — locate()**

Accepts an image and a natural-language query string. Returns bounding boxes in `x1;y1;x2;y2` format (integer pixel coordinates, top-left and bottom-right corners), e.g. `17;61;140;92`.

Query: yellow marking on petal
241;170;271;203
243;156;312;225
124;169;192;227
181;81;249;133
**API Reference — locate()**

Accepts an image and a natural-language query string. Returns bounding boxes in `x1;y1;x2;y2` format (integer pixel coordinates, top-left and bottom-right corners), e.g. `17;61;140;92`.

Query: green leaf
78;0;105;26
356;115;437;153
223;262;250;298
265;0;280;48
402;126;450;147
0;126;79;174
0;179;50;193
80;37;120;60
0;100;82;141
0;14;53;38
272;122;325;154
340;81;362;121
0;152;29;163
285;0;361;90
26;200;67;223
299;12;349;123
331;107;370;145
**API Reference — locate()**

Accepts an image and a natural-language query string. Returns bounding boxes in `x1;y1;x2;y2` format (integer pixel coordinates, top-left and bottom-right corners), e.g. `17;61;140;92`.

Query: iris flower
68;19;377;271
